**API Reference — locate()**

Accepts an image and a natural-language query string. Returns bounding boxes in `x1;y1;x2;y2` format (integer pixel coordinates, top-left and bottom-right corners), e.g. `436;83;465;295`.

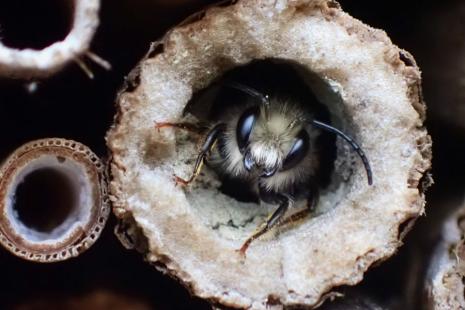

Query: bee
156;82;372;255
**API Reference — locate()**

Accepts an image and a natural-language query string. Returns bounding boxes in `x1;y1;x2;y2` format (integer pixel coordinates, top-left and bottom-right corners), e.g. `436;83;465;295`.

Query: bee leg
278;184;319;227
154;121;205;135
237;194;293;256
174;123;225;186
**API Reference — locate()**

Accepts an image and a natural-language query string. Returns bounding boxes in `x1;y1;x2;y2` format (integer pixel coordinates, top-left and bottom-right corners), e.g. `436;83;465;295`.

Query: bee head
236;104;310;178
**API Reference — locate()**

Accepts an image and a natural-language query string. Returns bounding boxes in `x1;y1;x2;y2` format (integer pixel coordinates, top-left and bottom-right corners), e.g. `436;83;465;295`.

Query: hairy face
206;89;324;193
237;100;310;178
248;112;299;170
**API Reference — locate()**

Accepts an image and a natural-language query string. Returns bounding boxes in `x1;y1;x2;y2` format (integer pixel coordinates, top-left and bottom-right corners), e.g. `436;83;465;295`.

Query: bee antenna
311;120;373;185
225;82;271;119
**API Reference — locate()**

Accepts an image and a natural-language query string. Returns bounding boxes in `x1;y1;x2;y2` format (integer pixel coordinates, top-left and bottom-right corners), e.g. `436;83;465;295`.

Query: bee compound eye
236;106;260;152
281;129;310;171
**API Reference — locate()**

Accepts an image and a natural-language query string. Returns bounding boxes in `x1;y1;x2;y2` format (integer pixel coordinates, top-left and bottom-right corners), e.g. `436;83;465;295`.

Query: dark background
0;0;464;309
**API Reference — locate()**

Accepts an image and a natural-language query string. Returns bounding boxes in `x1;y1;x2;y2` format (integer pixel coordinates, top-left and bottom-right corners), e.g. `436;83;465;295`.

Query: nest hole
14;167;76;233
0;0;72;49
185;60;339;203
174;59;364;239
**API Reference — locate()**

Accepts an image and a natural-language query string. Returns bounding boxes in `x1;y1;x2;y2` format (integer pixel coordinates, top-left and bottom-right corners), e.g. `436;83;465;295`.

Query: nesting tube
0;0;100;78
107;0;431;308
424;203;465;309
0;138;109;262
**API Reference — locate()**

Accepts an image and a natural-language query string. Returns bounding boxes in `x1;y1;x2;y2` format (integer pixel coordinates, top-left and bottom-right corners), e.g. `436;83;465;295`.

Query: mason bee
156;82;372;255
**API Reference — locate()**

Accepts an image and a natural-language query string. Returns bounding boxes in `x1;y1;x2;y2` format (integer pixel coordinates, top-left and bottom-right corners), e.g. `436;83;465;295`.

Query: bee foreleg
278;187;319;227
237;194;294;256
154;121;206;135
174;123;225;186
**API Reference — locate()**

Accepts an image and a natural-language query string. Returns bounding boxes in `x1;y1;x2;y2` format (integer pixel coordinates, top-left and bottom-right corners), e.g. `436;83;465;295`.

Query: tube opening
13;167;77;233
0;0;73;49
186;60;338;204
173;59;362;240
0;139;108;262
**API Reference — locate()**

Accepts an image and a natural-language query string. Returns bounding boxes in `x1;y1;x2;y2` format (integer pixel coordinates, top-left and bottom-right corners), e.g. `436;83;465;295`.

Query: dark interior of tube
0;0;72;49
185;59;337;203
14;167;76;233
